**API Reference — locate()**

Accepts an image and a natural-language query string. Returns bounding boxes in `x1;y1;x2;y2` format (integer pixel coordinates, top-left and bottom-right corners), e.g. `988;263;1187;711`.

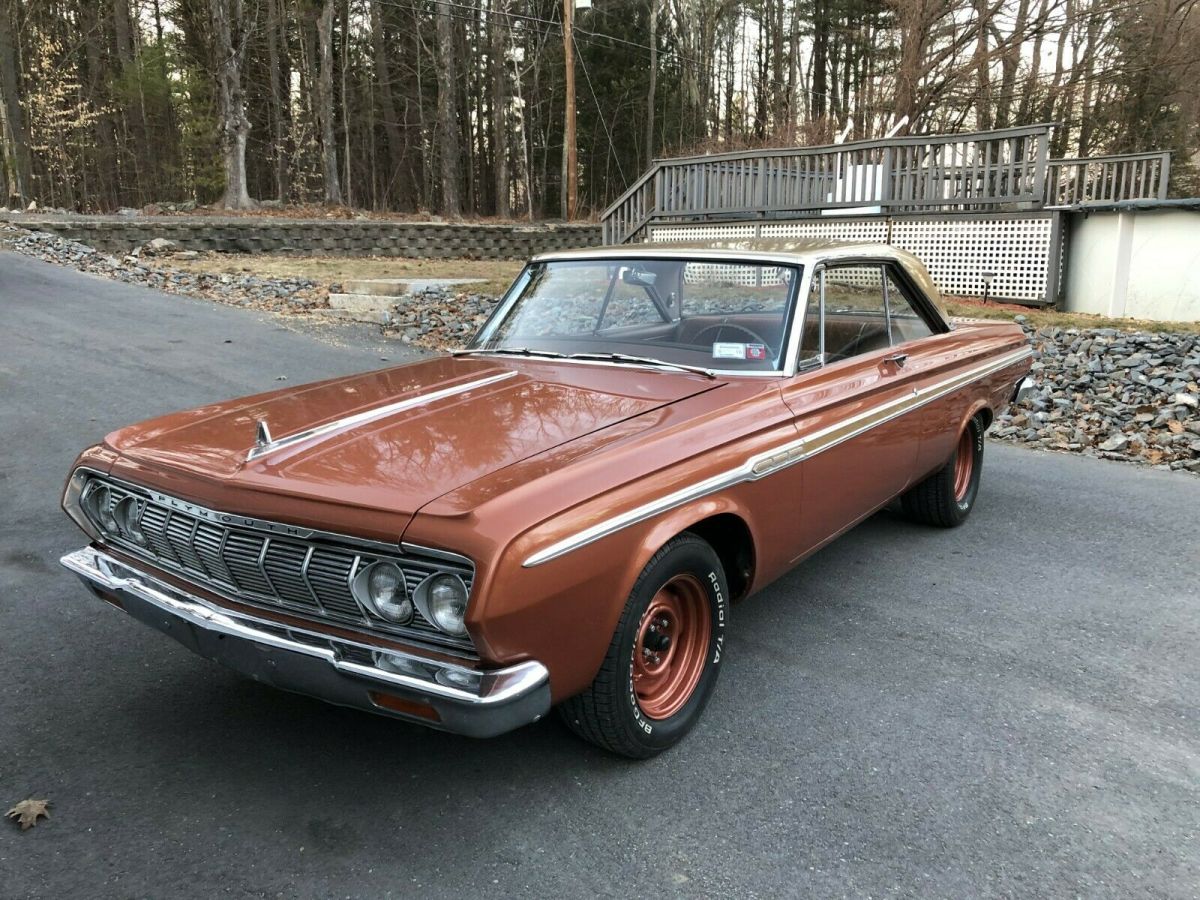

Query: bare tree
370;0;410;209
316;0;343;205
209;0;255;209
0;0;30;205
491;0;510;217
435;0;461;217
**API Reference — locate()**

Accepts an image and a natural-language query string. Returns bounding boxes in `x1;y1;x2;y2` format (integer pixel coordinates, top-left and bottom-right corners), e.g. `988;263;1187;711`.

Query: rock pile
382;286;500;347
2;226;327;314
995;321;1200;473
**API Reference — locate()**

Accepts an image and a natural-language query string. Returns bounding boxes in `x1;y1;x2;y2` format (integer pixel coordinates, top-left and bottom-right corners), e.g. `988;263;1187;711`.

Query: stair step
342;277;486;295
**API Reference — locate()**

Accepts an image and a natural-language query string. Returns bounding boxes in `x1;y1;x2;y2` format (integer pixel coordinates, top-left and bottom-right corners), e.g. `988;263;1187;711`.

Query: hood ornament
255;419;273;450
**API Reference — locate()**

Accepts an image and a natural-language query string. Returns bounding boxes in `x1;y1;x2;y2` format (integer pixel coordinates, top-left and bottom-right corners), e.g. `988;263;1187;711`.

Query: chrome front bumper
61;546;551;738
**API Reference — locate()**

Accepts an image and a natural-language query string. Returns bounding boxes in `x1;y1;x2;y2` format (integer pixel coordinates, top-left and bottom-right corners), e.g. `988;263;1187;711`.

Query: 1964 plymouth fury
61;240;1032;757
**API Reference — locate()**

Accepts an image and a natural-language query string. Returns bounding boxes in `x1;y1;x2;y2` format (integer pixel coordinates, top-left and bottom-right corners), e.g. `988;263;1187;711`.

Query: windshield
469;258;802;373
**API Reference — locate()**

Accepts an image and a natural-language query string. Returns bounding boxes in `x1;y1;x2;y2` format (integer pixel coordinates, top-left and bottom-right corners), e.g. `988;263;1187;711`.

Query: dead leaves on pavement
6;799;51;830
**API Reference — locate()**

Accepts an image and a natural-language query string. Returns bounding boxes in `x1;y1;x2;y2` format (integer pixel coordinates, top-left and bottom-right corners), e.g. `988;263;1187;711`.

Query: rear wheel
901;415;984;527
558;533;728;758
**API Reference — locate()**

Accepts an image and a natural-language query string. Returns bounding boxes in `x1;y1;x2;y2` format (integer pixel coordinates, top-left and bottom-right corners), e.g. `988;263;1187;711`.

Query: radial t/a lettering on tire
557;533;729;758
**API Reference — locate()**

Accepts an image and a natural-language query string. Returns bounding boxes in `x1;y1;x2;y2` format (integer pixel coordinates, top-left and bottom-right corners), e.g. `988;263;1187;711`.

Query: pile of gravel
996;321;1200;473
384;286;500;348
2;226;327;314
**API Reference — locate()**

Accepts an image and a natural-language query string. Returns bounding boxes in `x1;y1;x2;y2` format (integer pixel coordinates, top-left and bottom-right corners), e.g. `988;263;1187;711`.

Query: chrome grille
81;475;476;653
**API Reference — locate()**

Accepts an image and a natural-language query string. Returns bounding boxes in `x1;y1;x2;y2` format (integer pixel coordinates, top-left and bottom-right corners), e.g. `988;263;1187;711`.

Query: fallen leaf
7;799;50;830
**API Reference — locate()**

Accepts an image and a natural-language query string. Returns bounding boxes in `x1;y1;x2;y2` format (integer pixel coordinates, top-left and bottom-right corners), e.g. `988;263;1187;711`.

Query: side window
822;265;891;363
798;270;822;361
885;272;934;344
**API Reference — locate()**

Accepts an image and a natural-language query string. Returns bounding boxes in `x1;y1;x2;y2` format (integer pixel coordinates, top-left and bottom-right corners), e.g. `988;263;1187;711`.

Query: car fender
618;491;761;610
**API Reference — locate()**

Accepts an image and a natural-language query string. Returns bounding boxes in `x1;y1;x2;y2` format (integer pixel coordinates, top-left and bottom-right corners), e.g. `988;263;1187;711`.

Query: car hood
103;356;721;525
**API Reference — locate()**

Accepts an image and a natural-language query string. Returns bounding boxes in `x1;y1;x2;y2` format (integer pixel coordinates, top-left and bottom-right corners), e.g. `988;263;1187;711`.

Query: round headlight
365;562;412;623
114;496;148;546
425;574;469;637
88;484;118;533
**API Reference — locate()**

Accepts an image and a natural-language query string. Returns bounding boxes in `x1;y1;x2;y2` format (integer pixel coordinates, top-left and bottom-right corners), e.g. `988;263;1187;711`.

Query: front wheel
901;414;984;527
557;533;729;758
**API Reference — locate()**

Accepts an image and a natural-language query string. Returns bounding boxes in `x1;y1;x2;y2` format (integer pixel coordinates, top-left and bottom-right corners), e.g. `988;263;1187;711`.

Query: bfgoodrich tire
901;414;984;527
557;533;729;758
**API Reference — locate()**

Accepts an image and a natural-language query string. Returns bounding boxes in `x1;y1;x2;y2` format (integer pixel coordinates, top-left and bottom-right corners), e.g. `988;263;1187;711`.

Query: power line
572;30;628;190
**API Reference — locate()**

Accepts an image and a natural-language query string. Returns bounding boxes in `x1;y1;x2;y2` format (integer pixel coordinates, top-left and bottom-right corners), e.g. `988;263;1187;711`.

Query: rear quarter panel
912;320;1031;479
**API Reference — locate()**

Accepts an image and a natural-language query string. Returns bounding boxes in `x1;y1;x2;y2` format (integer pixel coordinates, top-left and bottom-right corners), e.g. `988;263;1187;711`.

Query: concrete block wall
6;216;603;259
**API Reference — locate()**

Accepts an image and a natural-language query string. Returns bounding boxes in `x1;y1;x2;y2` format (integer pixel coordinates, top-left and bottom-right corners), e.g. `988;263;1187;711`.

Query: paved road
2;251;1197;898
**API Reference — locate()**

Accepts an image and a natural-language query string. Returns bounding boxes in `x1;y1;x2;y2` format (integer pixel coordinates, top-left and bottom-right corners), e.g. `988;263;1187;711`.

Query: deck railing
1044;152;1170;206
602;125;1171;244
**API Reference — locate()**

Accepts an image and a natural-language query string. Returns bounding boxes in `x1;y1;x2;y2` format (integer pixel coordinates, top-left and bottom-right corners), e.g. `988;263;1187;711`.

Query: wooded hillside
0;0;1196;217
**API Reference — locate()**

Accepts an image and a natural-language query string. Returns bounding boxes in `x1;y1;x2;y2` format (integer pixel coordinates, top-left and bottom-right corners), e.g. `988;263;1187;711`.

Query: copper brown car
61;240;1033;757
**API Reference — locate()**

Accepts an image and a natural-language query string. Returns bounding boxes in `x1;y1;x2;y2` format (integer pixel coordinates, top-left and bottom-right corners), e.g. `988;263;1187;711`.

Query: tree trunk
812;0;828;120
490;0;511;217
0;0;31;205
973;0;992;130
266;0;290;202
209;0;255;209
112;0;137;66
79;0;121;209
316;0;344;205
435;0;461;217
370;0;411;209
892;0;931;129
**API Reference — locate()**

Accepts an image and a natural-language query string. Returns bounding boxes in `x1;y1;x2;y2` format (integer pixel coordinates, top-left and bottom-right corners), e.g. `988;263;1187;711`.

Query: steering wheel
691;323;775;357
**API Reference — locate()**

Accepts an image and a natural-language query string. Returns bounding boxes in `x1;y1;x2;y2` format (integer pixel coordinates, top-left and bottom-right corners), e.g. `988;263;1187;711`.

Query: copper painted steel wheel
632;574;712;720
953;428;975;502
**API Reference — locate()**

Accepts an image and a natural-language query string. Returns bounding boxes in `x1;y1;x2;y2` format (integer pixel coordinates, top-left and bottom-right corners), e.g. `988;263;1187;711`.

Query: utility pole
561;0;577;220
645;0;656;166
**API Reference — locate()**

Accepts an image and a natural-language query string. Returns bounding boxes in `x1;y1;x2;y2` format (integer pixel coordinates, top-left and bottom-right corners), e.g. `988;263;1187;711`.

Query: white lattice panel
890;217;1052;301
650;224;758;242
684;263;784;286
760;220;889;243
648;215;1056;302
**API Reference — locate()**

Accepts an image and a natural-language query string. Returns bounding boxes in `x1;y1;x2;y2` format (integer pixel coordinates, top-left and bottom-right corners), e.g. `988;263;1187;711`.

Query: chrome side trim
246;371;518;461
61;546;548;708
523;346;1032;567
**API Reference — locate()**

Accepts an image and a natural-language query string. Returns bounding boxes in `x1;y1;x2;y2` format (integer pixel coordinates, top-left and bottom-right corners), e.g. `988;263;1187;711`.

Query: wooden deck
603;125;1170;244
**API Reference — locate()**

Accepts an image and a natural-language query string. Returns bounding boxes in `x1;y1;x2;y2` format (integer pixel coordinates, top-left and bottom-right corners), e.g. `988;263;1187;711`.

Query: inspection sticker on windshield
712;342;767;361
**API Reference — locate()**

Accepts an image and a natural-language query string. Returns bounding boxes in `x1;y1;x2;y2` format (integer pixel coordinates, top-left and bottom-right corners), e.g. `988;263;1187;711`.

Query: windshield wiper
567;352;716;378
452;347;567;359
455;347;716;378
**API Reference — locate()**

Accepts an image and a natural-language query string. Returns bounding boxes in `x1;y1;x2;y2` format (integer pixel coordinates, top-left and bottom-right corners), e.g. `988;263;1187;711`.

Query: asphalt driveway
1;251;1197;898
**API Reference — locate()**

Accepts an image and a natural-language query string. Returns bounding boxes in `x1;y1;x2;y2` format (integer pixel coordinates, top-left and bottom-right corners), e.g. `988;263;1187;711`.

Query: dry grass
941;296;1200;335
167;254;523;296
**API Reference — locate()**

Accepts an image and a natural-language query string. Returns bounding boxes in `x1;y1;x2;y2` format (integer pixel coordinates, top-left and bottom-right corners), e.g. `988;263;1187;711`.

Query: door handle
883;353;908;368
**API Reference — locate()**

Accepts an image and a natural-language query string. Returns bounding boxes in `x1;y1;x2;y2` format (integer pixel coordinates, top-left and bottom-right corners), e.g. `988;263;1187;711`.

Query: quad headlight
416;573;470;637
113;496;148;547
354;561;413;623
85;483;119;533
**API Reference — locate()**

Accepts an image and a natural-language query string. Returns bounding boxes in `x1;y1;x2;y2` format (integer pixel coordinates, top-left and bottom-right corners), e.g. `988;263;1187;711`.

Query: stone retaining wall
0;215;602;258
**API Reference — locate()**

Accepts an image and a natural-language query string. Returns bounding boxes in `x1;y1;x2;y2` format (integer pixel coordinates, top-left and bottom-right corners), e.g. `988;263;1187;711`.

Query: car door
779;262;926;558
